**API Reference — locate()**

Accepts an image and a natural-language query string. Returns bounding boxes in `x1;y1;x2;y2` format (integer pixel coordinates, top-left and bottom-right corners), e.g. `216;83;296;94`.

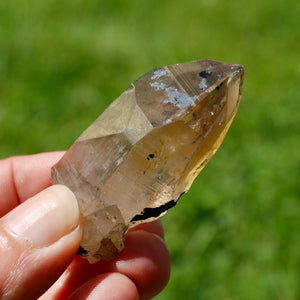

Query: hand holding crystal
0;152;170;299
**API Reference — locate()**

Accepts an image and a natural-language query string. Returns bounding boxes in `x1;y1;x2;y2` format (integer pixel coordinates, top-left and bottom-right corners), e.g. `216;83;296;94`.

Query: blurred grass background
0;0;299;299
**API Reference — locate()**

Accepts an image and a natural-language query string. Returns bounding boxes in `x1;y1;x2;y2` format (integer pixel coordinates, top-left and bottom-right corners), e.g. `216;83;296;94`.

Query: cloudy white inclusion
151;69;167;80
198;78;208;90
150;67;196;108
150;82;166;90
163;87;196;109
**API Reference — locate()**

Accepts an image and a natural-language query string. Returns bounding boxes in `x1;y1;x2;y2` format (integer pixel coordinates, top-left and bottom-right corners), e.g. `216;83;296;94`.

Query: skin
0;152;170;300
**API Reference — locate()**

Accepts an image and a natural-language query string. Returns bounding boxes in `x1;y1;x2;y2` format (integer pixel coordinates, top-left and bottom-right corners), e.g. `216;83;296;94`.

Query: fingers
40;221;170;300
68;273;139;300
0;185;82;299
128;220;165;239
0;152;64;217
114;230;170;300
0;152;171;299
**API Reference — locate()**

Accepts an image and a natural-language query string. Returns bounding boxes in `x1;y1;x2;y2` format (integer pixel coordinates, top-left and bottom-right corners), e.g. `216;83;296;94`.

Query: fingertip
115;231;170;299
129;220;165;239
37;228;170;299
2;184;80;248
0;224;83;300
50;184;80;232
68;273;139;300
0;184;82;299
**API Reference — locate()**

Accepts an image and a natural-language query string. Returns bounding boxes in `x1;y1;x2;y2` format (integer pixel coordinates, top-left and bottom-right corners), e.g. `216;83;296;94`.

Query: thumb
0;185;82;299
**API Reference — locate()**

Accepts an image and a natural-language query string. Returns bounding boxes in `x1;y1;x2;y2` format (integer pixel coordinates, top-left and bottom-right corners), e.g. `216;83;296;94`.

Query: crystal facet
51;60;244;263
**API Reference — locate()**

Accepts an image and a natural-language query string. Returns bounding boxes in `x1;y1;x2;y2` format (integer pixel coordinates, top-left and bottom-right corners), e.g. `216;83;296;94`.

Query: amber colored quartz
51;60;244;263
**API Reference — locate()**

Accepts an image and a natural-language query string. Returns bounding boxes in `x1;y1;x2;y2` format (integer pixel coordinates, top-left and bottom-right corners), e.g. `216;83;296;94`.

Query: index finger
0;152;64;217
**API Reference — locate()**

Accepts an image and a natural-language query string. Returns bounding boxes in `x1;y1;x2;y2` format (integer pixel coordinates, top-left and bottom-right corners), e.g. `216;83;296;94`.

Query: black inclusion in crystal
131;200;176;222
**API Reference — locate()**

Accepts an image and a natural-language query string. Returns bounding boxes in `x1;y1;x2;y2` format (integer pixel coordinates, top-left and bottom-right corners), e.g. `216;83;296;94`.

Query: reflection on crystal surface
51;60;244;263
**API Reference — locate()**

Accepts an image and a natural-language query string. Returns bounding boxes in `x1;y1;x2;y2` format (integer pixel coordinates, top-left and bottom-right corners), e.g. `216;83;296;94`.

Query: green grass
1;0;299;299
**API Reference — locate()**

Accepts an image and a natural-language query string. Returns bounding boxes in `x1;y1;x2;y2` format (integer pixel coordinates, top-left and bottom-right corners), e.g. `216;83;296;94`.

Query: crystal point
51;60;244;263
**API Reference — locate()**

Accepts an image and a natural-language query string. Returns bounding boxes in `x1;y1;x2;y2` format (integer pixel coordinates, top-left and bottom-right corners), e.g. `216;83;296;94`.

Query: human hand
0;152;170;299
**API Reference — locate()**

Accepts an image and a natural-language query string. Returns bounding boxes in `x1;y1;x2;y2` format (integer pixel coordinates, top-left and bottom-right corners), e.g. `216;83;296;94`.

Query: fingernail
3;185;80;248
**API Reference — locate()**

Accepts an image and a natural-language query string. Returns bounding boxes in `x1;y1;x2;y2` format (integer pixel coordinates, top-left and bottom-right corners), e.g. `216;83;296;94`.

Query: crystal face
51;60;244;263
